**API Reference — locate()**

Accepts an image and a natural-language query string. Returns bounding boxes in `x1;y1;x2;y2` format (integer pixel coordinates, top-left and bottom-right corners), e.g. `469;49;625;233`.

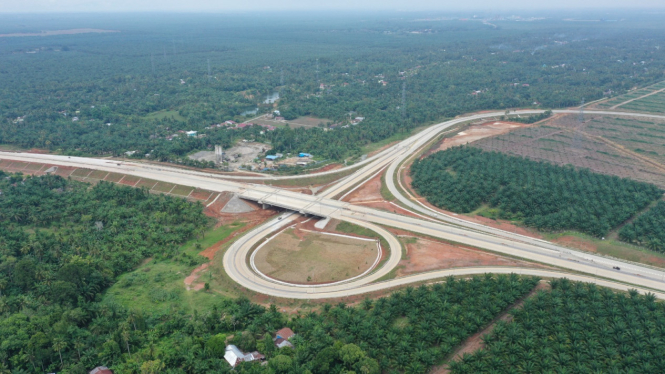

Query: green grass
336;221;389;251
542;230;665;269
144;109;186;122
170;185;194;196
380;172;396;202
103;222;244;314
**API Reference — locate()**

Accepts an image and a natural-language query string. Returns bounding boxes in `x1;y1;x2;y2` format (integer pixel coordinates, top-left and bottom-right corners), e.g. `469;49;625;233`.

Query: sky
2;0;665;13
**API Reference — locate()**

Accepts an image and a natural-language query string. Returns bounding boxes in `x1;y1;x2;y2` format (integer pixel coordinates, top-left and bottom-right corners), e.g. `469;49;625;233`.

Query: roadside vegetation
411;146;663;237
450;279;665;374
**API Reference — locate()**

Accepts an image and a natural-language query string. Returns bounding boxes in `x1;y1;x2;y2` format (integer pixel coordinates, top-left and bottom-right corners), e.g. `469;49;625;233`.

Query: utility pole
578;98;585;123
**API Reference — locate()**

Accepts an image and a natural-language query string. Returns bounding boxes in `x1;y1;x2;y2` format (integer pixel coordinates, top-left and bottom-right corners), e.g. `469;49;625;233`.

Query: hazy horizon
3;0;665;14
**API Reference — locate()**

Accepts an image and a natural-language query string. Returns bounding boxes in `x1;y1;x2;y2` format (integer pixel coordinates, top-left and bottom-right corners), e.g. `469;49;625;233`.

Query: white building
224;345;265;368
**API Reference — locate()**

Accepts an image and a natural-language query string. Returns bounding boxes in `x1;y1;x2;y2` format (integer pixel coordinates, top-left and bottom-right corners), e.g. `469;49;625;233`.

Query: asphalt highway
4;109;665;299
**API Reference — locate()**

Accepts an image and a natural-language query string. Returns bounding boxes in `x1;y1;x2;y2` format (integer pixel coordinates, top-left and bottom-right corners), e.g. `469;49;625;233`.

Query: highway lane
384;109;665;286
6;150;665;297
4;109;665;299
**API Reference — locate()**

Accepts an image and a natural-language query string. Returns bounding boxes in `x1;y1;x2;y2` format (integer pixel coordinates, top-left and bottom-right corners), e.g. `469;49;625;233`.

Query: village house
224;345;265;367
274;327;296;348
89;366;113;374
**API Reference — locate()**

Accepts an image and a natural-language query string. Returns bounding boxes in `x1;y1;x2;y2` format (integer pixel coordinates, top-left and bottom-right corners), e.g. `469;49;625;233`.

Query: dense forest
450;279;665;374
619;201;665;252
1;13;665;163
410;146;663;237
0;170;541;373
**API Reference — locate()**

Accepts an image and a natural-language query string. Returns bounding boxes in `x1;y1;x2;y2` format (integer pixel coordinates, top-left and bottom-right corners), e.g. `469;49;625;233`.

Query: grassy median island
253;227;378;284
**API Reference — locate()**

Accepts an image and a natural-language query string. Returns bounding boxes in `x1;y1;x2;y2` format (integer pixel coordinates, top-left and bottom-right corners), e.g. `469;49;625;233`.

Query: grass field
144;109;186;122
543;231;665;269
170;184;194;196
253;228;378;284
104;222;244;314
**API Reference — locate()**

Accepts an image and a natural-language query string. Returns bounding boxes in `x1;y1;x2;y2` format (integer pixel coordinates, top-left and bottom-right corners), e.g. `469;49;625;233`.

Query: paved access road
4;109;665;299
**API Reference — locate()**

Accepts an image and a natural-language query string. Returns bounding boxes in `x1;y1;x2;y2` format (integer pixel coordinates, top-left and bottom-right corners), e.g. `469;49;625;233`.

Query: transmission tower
207;59;211;82
572;98;585;150
401;81;407;119
316;58;320;83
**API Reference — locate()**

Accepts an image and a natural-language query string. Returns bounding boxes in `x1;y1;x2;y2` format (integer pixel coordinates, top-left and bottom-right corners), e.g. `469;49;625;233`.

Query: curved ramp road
4;109;665;299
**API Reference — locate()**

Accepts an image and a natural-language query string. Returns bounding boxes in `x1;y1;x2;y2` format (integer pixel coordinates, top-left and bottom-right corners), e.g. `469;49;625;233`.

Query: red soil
343;171;384;203
308;163;343;174
184;263;208;291
385;231;544;276
190;188;214;201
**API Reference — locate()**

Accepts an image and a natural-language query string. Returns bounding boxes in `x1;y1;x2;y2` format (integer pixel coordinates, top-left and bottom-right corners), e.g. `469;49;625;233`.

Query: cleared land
620;91;665;114
394;235;545;277
595;80;665;109
251;115;332;129
188;141;271;170
144;109;186;122
473;114;665;188
253;227;378;284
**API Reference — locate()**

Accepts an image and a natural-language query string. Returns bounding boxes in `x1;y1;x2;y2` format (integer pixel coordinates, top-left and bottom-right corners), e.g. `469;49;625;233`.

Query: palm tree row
411;146;663;237
450;279;665;374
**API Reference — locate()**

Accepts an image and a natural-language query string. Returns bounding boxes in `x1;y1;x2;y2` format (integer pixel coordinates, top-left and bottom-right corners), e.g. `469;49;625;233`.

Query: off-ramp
4;109;665;299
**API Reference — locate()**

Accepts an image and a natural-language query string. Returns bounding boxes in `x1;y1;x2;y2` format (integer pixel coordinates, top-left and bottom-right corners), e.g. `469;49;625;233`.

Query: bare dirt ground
188;141;271;170
342;169;439;220
184;263;208;291
432;281;552;374
424;121;529;157
308;163;343;174
389;233;546;277
253;226;379;284
344;170;384;203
